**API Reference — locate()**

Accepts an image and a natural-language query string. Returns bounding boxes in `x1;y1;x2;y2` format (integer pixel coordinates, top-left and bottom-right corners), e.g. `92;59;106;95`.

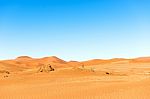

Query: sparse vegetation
0;70;10;74
4;75;8;78
106;72;110;75
37;64;55;73
90;67;95;72
74;64;95;72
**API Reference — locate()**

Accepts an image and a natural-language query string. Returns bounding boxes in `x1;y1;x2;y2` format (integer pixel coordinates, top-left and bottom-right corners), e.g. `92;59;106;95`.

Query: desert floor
0;62;150;99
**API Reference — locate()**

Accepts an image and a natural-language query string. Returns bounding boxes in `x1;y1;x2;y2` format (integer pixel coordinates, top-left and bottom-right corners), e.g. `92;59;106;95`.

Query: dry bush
0;70;10;74
37;64;55;73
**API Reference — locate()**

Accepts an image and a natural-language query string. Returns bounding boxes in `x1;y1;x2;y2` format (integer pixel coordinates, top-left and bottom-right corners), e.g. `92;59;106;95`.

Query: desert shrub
0;70;10;74
37;64;55;73
105;72;110;75
4;75;8;78
90;67;95;72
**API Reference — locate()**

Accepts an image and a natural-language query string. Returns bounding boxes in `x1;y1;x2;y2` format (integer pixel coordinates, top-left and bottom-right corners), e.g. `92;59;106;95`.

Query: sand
0;56;150;99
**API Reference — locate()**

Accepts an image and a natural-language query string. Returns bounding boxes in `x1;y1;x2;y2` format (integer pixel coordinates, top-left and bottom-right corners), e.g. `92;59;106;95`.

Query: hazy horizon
0;0;150;61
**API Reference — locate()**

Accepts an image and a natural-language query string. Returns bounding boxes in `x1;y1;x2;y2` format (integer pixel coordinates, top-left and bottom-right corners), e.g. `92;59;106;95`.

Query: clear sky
0;0;150;61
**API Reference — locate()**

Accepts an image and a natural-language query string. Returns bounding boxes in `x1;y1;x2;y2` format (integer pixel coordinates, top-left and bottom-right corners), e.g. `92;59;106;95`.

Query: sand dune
0;56;150;99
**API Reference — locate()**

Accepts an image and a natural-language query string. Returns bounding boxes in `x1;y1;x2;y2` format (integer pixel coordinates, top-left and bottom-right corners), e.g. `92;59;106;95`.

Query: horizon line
1;55;150;61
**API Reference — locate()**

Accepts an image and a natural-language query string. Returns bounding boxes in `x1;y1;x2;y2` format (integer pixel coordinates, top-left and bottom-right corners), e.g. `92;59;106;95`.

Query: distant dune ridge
0;55;150;73
16;56;33;60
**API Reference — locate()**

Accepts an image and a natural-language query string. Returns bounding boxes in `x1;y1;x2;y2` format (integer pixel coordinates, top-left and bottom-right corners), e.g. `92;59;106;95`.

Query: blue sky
0;0;150;61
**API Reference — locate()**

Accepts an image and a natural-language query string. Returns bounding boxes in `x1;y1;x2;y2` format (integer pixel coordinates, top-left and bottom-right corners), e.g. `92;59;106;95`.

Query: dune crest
15;56;33;61
40;56;66;63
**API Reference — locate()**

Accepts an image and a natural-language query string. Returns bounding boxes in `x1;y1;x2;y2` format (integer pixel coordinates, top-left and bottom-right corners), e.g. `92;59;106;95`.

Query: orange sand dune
0;56;150;99
130;57;150;63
